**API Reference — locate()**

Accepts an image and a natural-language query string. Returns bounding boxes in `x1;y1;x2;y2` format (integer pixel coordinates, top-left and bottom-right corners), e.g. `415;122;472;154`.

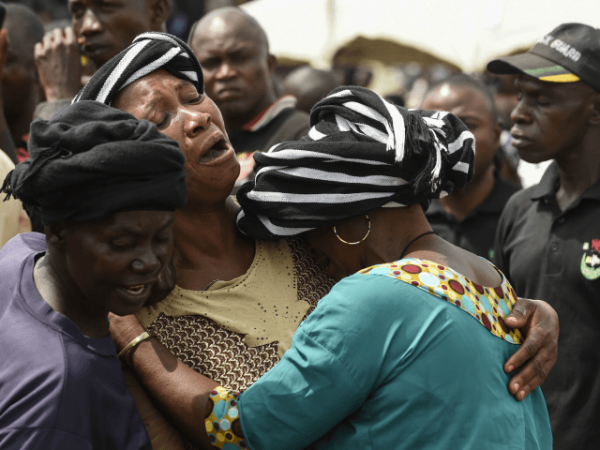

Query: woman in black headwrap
74;33;558;450
0;101;186;449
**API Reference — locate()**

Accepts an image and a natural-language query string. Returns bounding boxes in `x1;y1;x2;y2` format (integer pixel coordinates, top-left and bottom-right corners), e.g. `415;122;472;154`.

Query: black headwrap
236;86;475;240
1;101;187;226
73;32;203;105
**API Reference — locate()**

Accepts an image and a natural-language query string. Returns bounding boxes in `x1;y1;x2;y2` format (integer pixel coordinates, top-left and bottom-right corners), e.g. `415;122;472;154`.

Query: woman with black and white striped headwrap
73;32;203;105
217;87;552;450
236;86;475;240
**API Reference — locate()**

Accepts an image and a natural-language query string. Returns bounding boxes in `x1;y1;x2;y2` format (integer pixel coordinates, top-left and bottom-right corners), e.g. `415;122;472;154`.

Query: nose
215;61;237;80
510;98;531;125
79;9;103;36
182;107;211;138
132;244;161;274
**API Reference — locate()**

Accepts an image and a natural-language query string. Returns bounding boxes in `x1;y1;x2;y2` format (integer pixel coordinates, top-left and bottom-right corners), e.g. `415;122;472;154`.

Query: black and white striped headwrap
73;32;203;105
236;86;475;240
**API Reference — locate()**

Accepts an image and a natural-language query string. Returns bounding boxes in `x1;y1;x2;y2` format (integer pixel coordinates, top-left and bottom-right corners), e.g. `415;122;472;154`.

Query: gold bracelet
118;331;151;358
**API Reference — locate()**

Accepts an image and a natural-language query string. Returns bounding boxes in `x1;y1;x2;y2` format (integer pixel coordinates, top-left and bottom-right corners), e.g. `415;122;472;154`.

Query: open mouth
119;284;148;296
199;138;229;163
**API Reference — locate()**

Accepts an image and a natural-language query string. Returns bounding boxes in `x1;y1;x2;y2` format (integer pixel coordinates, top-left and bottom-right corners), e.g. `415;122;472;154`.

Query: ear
45;222;68;250
492;120;503;148
588;92;600;126
267;53;277;76
148;0;171;31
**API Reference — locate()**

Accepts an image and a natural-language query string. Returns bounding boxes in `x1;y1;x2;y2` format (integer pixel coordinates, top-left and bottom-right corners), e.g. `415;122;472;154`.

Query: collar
530;161;600;203
530;162;560;200
241;95;298;132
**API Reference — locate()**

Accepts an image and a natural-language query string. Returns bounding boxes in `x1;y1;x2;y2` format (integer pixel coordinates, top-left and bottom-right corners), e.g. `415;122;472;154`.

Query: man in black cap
488;23;600;450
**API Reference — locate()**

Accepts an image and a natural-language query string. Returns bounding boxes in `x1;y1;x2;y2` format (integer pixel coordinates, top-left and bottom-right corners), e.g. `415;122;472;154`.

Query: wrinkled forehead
113;69;197;114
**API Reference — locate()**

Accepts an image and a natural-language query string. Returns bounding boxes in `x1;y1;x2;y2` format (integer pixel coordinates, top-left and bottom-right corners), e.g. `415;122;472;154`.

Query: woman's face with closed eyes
113;69;240;204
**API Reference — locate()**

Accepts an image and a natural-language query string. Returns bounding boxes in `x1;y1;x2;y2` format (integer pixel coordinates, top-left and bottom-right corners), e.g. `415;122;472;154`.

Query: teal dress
237;258;552;449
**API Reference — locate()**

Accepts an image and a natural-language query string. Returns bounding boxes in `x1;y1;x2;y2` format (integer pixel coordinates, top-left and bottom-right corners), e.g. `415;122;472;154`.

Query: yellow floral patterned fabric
205;386;246;449
359;258;523;344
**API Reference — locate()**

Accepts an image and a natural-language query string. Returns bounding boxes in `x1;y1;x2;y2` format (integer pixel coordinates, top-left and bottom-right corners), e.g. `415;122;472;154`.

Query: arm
110;313;218;449
502;298;559;401
112;275;384;450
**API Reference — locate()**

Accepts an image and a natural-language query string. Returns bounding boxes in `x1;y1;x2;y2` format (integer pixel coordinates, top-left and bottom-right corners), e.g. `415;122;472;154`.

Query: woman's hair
1;101;187;226
73;32;204;106
236;86;475;240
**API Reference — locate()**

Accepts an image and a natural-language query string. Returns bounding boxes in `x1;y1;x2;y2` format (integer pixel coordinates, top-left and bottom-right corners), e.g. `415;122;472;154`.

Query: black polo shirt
426;174;520;259
494;162;600;450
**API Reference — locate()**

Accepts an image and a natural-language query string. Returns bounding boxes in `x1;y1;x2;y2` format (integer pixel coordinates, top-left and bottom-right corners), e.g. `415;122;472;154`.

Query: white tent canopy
242;0;600;71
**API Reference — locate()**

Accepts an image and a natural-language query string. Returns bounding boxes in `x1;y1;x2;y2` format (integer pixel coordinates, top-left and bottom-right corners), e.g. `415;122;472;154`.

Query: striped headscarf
236;86;475;240
73;32;203;105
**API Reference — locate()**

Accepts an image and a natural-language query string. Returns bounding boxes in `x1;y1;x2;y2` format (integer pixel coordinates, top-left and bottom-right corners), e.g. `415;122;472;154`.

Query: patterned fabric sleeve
205;386;247;449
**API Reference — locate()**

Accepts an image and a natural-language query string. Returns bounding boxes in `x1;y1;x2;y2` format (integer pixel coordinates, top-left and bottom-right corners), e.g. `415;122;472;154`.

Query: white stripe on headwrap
264;149;389;166
381;96;406;161
448;130;476;154
342;101;395;151
120;46;181;94
327;89;354;99
382;201;408;208
277;167;409;186
180;70;199;82
134;32;181;47
236;211;313;236
308;126;326;141
246;190;395;204
96;39;150;104
356;123;388;145
452;161;470;173
335;114;351;132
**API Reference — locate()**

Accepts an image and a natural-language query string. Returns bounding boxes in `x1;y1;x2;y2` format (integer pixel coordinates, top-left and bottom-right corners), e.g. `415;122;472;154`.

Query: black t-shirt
229;108;309;154
426;174;520;259
494;162;600;450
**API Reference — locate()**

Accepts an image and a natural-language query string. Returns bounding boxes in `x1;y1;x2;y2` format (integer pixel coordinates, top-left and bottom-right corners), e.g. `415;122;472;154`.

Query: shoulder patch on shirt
359;259;522;344
581;239;600;280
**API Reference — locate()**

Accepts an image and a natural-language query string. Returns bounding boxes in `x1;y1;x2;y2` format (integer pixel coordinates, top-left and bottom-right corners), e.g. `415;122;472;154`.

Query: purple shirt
0;233;151;450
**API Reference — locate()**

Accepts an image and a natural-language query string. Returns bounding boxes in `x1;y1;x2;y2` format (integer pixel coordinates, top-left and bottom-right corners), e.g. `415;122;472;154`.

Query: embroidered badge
359;258;522;344
581;239;600;281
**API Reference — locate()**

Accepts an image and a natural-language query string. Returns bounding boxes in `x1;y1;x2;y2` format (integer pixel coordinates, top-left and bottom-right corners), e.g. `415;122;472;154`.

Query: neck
224;92;277;133
555;133;600;210
361;206;434;269
34;253;109;338
439;166;495;222
172;196;256;290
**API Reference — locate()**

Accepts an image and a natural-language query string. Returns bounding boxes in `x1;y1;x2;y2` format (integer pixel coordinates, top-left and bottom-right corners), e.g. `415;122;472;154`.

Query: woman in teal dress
226;86;552;449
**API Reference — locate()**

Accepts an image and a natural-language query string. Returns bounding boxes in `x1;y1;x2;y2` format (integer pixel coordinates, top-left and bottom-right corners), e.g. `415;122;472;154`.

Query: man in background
189;7;309;155
33;0;171;119
0;4;44;163
421;74;520;259
490;23;600;449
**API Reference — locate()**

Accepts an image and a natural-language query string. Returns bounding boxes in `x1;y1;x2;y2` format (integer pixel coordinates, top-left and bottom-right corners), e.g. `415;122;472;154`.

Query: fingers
507;349;552;401
504;297;532;328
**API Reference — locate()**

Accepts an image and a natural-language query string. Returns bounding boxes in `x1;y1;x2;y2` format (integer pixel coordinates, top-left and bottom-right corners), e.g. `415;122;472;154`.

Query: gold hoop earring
333;215;371;245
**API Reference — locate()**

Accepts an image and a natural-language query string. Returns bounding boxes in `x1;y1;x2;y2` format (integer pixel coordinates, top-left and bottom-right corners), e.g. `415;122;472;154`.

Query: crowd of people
0;1;598;449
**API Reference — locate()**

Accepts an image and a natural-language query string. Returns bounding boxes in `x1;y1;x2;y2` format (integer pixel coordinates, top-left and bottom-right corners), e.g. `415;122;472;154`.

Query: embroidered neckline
359;258;522;344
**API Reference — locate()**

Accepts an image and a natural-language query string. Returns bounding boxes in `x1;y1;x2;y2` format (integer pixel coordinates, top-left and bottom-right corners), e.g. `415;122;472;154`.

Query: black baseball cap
487;23;600;93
